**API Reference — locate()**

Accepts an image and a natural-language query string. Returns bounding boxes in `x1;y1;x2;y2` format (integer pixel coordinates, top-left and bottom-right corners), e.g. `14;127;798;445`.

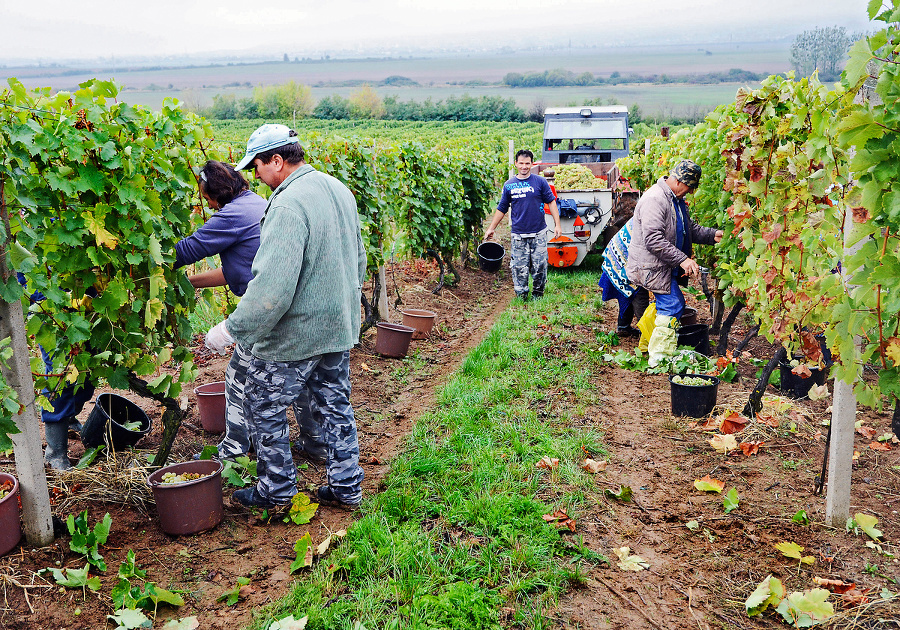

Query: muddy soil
556;291;900;629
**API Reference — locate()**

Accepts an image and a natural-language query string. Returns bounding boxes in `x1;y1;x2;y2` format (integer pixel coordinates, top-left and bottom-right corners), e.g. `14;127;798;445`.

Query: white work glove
205;320;234;355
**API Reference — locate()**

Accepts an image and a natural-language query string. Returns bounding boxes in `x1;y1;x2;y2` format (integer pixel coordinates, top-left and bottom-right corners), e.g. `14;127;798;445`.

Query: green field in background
6;41;791;118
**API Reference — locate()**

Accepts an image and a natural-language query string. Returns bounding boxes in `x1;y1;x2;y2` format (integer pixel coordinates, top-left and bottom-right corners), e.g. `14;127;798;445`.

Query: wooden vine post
0;176;54;546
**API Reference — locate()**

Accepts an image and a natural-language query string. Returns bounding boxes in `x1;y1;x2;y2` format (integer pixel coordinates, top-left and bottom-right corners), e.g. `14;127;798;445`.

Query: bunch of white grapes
554;165;603;190
160;472;204;484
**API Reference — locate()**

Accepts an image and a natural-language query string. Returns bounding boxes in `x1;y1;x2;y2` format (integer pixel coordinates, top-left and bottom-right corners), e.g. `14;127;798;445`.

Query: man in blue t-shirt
484;149;561;301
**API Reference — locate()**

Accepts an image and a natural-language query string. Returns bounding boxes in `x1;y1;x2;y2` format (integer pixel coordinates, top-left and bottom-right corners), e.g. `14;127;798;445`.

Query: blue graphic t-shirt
497;174;556;235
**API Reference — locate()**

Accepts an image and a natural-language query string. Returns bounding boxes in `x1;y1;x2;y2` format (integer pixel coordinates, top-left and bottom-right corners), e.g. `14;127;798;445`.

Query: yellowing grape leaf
287;493;319;525
774;541;815;564
694;476;725;493
581;458;607;473
853;513;883;540
709;434;738;453
745;575;785;616
885;337;900;365
84;214;119;249
613;547;649;571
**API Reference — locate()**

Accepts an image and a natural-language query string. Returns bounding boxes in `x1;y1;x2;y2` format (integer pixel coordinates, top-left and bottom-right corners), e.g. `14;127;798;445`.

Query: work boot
232;486;290;509
317;485;361;510
44;420;72;471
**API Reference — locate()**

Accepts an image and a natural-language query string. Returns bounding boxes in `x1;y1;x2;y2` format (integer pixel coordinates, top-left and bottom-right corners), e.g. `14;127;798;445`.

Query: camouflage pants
242;350;364;504
219;343;326;462
510;232;549;297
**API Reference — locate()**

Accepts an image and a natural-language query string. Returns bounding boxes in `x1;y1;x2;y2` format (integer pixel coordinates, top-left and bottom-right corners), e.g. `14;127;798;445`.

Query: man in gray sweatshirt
206;124;367;509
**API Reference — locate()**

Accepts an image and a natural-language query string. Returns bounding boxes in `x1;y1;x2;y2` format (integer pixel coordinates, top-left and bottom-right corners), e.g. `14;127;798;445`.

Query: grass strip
251;268;611;630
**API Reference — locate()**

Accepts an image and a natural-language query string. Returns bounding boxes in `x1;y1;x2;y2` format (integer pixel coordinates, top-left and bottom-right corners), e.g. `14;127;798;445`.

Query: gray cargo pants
219;343;327;462
242;349;364;504
510;231;549;298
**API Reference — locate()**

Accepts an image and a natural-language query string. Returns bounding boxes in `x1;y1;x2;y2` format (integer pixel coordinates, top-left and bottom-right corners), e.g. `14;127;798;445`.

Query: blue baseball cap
235;124;300;170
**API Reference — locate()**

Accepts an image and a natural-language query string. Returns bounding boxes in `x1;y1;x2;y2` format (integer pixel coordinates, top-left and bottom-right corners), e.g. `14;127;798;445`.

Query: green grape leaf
853;512;883;540
745;574;785;616
107;607;152;630
290;533;314;573
723;488;739;514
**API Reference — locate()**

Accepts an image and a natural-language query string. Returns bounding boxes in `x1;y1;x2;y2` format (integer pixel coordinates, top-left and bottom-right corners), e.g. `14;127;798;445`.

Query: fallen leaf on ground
238;584;255;598
757;412;780;428
543;509;576;531
812;577;856;594
581;459;607;473
694;475;726;493
739;441;763;456
840;589;870;607
360;363;372;372
808;384;829;400
695;416;722;431
709;433;738;453
613;547;650;571
536;456;560;470
853;513;883;540
720;412;750;434
774;541;815;564
868;441;892;451
853;450;860;461
856;426;877;438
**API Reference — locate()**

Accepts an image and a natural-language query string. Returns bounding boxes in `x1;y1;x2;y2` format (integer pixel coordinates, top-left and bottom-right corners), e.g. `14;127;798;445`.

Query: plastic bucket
779;362;829;399
677;323;711;356
477;241;505;272
0;472;21;556
374;323;416;358
81;393;152;450
401;309;437;340
194;381;227;433
680;307;698;326
670;374;720;417
147;459;224;535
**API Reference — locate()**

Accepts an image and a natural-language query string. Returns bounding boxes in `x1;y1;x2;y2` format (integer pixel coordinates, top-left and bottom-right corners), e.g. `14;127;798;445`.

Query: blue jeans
653;275;685;319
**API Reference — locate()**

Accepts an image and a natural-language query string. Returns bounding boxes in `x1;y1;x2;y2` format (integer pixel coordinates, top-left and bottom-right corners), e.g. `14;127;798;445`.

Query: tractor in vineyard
532;106;639;267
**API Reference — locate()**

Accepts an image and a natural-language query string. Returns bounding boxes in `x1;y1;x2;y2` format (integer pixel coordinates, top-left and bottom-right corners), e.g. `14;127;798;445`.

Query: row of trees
502;67;763;88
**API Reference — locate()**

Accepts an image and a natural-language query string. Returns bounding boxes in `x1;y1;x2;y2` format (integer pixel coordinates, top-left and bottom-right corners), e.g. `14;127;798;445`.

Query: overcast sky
1;0;874;62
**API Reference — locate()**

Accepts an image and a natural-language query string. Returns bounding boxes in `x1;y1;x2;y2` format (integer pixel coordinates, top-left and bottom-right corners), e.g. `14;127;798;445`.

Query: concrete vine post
825;205;864;527
0;176;54;546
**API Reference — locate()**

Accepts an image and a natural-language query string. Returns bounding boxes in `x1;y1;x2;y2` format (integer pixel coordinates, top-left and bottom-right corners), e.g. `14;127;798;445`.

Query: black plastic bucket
81;393;152;450
677;323;711;356
779;362;829;399
477;241;505;272
670;374;720;417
